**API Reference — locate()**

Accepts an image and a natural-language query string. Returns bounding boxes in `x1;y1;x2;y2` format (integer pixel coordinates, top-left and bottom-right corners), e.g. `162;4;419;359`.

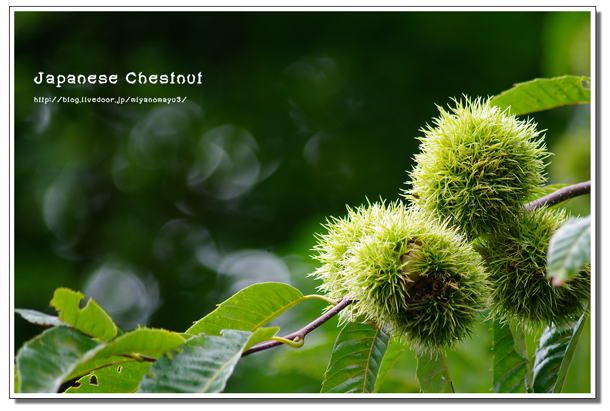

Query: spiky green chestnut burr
311;200;489;354
405;97;550;238
479;207;590;331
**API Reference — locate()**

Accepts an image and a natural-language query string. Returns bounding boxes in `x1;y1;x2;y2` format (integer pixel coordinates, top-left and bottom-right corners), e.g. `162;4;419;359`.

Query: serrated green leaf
321;322;390;393
491;75;591;115
15;308;67;327
93;327;186;360
492;320;529;393
65;361;151;393
416;349;454;393
532;307;589;393
374;335;407;393
547;216;591;286
50;288;117;341
185;282;304;335
137;328;275;393
16;326;102;393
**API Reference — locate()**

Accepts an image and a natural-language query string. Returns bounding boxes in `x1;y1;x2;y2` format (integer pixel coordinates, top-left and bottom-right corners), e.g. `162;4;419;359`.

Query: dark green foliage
480;208;590;331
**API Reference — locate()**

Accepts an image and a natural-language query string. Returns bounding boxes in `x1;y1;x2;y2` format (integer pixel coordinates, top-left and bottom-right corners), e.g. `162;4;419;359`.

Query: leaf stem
524;181;590;212
440;348;456;393
241;298;354;357
301;294;341;306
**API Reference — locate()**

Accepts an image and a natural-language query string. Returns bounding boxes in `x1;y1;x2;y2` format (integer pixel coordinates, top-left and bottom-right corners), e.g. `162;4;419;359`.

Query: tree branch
524;181;591;212
241;297;354;357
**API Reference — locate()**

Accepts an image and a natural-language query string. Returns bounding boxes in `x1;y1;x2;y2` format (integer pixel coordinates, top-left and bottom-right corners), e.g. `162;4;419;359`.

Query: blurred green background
13;11;592;393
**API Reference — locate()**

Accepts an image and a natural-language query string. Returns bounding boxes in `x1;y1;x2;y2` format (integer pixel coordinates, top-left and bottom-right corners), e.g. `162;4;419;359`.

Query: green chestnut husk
405;97;550;239
311;200;489;354
478;207;591;331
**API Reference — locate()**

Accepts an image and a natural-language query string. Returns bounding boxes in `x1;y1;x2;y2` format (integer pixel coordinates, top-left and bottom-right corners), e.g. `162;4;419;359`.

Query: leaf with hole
321;321;390;393
491;75;591;115
547;216;591;287
532;307;589;393
50;288;117;341
65;361;151;393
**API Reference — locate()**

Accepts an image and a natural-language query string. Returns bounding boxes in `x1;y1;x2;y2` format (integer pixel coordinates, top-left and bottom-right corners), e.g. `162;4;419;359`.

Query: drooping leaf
65;361;151;393
185;282;304;336
321;321;390;393
492;319;529;393
92;327;186;359
137;328;276;393
16;326;102;393
547;216;591;287
491;75;591;116
416;349;454;393
15;308;67;327
532;307;589;393
50;288;117;341
374;335;408;393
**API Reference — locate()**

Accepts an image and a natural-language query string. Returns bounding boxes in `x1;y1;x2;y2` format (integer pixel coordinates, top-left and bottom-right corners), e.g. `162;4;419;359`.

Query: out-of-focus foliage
14;11;591;393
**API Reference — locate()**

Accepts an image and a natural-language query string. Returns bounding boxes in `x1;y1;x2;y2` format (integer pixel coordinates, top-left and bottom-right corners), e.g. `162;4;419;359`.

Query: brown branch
241;298;354;357
524;181;591;212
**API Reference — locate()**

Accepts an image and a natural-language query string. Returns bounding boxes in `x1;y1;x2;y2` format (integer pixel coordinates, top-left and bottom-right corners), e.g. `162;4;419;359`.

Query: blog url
33;96;188;105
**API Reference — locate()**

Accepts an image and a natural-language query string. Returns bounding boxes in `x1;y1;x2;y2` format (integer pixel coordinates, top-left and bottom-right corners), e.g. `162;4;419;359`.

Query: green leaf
16;326;102;393
374;335;408;393
185;282;304;335
416;349;454;393
532;307;589;393
65;361;151;393
492;319;529;393
50;288;117;341
93;327;186;359
491;75;591;115
547;216;591;287
321;321;391;393
66;356;143;382
137;328;276;393
15;308;67;327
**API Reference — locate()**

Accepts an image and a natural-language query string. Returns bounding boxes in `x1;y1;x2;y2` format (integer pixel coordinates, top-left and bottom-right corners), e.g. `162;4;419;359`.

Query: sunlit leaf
532;307;589;393
374;335;408;393
321;321;390;393
16;326;102;393
416;349;454;393
93;327;186;359
491;75;591;115
15;308;67;327
50;288;117;341
547;216;591;287
65;361;151;393
137;328;275;393
492;319;529;393
185;282;304;335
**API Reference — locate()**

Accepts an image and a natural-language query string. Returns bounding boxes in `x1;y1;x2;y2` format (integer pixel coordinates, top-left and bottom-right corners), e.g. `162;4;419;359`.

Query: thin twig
241;298;354;357
524;181;591;212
